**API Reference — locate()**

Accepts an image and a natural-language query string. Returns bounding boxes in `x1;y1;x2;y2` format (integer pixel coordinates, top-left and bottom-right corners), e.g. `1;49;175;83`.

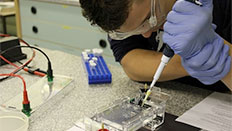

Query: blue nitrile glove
163;0;231;85
163;0;216;58
182;35;231;85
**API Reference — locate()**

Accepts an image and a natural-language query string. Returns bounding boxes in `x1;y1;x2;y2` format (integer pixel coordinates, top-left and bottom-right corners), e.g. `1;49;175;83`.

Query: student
79;0;231;91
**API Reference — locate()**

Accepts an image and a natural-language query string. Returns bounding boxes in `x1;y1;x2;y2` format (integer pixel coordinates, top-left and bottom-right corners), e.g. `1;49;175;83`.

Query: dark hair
79;0;131;33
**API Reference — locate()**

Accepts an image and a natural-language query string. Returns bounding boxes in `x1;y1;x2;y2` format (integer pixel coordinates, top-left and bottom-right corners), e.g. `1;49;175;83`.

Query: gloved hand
163;0;231;85
181;36;231;85
163;0;216;58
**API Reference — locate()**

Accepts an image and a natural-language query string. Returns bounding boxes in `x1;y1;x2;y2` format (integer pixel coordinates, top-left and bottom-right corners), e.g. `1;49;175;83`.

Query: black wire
0;53;32;82
0;61;23;82
16;60;32;68
0;45;51;63
1;53;32;68
0;45;52;82
0;36;45;82
0;50;31;82
0;66;23;82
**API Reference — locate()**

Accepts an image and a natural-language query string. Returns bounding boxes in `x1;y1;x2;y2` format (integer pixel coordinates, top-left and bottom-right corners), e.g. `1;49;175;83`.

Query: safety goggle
109;0;163;40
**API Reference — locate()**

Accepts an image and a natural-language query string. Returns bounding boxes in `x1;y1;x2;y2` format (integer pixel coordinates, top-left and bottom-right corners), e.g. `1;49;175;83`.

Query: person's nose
142;30;153;38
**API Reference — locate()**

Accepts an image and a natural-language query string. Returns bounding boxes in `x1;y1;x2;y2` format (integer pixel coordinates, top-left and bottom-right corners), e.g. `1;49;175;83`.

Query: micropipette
141;0;203;107
141;45;174;107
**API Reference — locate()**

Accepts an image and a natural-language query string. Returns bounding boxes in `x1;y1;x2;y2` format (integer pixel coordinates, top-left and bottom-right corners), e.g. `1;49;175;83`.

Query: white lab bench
0;47;214;131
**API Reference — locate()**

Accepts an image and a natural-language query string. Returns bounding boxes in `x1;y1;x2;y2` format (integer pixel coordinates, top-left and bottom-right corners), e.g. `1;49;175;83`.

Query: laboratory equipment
81;49;112;84
142;46;174;107
76;88;170;131
0;36;27;66
3;75;73;113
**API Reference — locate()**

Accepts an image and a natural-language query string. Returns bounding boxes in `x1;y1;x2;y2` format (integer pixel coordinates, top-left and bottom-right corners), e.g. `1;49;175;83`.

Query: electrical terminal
22;91;32;117
97;123;109;131
47;61;53;82
47;72;53;82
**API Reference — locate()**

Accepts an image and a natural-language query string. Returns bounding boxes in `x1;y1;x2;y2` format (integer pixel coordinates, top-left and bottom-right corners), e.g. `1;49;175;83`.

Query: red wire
0;34;10;37
0;55;45;76
0;55;18;68
0;49;45;76
0;74;26;91
19;39;45;76
0;73;30;105
0;54;45;77
0;34;45;77
1;34;31;106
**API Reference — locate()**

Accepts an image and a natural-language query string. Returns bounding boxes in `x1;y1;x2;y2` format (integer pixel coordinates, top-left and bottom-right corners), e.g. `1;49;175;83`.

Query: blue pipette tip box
81;51;112;84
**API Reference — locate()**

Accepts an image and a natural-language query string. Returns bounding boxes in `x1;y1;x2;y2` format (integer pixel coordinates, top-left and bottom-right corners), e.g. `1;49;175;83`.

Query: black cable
0;54;31;82
0;54;33;82
0;60;46;82
0;45;53;82
0;35;45;82
2;53;46;72
1;53;33;67
0;45;50;62
0;66;23;82
0;44;33;82
16;60;32;68
1;46;46;72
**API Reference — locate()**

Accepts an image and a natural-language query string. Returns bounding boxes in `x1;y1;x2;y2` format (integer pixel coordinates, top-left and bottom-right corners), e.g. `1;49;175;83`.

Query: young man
79;0;231;91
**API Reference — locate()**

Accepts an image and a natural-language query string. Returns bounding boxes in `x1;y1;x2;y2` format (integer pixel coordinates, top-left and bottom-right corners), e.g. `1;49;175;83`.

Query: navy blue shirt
109;0;231;63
